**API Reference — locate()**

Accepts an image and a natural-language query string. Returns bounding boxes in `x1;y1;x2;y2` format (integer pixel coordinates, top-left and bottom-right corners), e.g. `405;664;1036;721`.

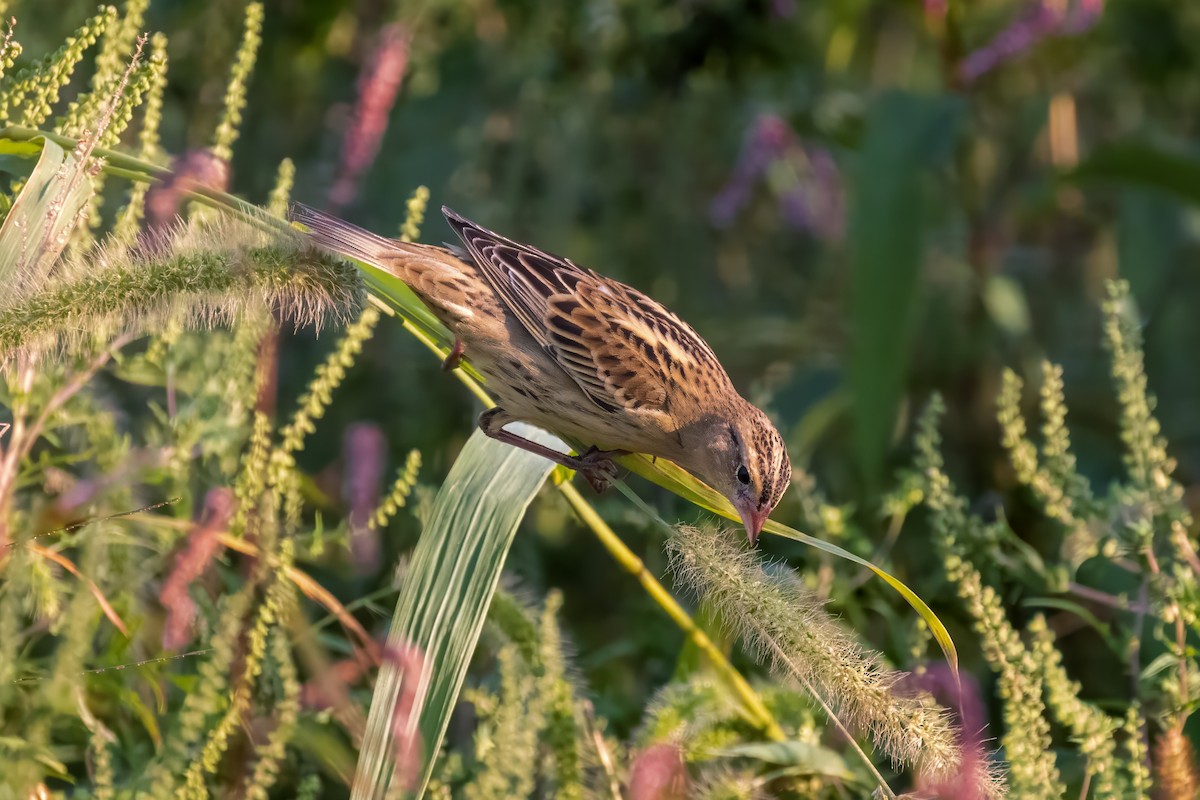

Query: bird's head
683;403;791;545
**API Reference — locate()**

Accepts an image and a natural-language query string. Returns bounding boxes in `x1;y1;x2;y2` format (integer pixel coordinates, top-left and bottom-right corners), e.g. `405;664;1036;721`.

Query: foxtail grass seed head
0;217;362;359
667;526;961;780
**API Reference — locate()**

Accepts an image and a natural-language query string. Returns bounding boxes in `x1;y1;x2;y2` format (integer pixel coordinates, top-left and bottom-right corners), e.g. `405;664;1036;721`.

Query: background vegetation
5;0;1200;797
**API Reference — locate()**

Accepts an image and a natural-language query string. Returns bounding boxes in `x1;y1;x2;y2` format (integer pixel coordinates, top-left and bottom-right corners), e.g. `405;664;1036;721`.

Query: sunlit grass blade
337;226;960;679
0;126;958;681
0;126;287;233
0;135;92;290
351;424;560;800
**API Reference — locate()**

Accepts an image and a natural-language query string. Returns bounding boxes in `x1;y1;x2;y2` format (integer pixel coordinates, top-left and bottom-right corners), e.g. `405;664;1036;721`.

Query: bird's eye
736;465;750;485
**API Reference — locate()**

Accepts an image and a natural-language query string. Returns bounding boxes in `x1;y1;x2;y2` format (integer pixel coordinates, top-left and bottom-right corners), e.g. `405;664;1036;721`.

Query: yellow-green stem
557;480;786;741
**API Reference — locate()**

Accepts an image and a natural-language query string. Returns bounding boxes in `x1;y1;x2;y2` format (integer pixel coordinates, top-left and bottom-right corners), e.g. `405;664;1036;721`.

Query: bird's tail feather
289;202;403;266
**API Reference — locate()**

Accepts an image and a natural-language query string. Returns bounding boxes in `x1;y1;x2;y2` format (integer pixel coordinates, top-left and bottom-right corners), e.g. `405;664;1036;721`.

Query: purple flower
771;0;796;19
710;113;844;242
343;422;386;573
160;488;234;650
903;664;995;800
959;0;1105;84
328;25;410;211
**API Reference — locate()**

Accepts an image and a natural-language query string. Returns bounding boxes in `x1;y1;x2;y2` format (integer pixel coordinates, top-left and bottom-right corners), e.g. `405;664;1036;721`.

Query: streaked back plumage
290;202;792;540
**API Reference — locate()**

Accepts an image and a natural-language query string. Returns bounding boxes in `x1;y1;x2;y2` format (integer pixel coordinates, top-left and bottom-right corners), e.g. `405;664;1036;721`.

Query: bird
290;204;792;544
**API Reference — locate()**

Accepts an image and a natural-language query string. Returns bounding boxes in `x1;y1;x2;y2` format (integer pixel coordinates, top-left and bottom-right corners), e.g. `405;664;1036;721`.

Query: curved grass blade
0;126;288;233
0;127;959;682
329;229;960;679
352;424;561;800
0;135;92;291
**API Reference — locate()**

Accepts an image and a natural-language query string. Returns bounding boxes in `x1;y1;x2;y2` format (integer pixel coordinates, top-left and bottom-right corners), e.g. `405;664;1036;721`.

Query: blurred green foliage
8;0;1200;796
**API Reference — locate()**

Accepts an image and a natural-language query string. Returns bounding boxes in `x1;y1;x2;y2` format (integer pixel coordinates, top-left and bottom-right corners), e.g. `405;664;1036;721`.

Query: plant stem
557;481;786;741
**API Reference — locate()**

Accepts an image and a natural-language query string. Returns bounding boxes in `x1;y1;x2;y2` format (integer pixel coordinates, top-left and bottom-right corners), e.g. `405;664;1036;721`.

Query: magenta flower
959;0;1105;84
160;488;234;650
710;113;844;242
904;664;995;800
343;422;386;573
328;25;410;211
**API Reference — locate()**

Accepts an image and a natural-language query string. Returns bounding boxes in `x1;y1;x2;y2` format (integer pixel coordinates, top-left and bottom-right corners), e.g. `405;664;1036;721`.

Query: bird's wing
442;206;730;415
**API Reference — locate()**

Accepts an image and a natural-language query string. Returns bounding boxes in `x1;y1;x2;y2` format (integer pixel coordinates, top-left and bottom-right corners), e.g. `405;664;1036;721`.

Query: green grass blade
0;127;288;233
0;135;92;290
848;91;962;489
350;241;960;680
0;127;958;683
351;424;560;800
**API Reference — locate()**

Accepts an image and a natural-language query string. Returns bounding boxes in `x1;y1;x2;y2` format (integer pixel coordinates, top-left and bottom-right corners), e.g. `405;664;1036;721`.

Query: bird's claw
442;339;465;371
574;446;621;493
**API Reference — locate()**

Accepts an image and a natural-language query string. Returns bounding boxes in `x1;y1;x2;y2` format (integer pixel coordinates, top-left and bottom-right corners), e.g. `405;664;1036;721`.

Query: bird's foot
442;339;465;371
571;446;624;493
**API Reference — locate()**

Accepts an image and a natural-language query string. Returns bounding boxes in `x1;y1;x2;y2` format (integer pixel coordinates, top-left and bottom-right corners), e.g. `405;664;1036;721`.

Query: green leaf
709;740;855;781
0;136;93;293
352;424;559;799
1118;187;1180;312
1140;652;1179;682
848;91;963;489
1021;597;1112;642
1068;139;1200;207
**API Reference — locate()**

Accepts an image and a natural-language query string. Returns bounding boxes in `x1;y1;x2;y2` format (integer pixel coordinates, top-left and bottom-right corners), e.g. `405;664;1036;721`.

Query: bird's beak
738;505;769;546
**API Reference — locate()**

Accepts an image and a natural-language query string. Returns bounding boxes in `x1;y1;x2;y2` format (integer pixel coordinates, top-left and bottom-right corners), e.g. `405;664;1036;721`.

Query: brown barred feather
291;202;793;542
442;206;731;416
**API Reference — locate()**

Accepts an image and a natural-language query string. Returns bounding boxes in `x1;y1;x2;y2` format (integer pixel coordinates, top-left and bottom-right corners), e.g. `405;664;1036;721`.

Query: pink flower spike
328;25;411;212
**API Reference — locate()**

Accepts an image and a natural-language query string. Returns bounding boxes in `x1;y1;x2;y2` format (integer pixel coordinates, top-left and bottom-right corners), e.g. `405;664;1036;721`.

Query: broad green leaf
709;740;855;781
0;136;92;293
352;424;559;799
1118;188;1180;310
1069;140;1200;207
848;91;962;489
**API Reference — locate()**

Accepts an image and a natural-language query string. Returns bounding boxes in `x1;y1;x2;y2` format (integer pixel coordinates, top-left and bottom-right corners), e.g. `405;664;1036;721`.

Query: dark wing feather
442;206;732;415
